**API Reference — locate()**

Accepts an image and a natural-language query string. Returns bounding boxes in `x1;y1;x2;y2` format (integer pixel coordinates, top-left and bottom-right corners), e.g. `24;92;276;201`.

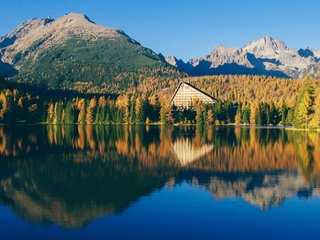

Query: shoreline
0;122;319;131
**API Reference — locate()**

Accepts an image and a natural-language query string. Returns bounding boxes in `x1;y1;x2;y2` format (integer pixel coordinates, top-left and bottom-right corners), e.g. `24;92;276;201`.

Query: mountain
167;36;320;79
165;55;193;73
0;13;181;93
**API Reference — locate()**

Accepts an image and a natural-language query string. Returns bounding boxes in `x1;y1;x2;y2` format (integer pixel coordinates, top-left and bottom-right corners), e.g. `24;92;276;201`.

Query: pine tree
64;101;75;124
135;96;146;124
116;108;123;124
104;104;111;124
281;103;288;126
256;104;262;126
293;79;315;128
270;102;281;126
95;96;106;124
241;103;250;125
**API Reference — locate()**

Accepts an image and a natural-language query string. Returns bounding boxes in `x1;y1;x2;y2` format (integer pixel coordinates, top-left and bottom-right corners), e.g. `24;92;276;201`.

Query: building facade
170;82;217;109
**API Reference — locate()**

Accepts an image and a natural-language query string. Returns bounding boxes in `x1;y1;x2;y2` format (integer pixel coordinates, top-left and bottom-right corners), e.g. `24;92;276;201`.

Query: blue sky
1;0;319;61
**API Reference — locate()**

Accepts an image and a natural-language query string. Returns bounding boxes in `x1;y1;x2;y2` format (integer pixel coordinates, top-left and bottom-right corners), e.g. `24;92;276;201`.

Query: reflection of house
171;138;214;166
170;81;217;109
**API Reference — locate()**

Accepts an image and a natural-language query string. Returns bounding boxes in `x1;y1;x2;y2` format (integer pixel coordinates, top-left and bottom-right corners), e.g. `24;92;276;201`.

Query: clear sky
1;0;319;61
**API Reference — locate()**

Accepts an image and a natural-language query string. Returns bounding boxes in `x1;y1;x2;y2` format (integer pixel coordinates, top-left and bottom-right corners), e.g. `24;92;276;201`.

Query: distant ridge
166;36;320;79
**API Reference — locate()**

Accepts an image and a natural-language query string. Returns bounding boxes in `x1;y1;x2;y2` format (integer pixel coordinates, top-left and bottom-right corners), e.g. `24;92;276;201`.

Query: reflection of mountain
0;154;177;228
0;126;319;228
180;171;314;210
171;138;214;166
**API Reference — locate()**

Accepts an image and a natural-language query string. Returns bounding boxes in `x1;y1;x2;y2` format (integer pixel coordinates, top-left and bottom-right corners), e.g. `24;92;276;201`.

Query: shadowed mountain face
0;13;180;93
166;36;320;78
0;126;319;228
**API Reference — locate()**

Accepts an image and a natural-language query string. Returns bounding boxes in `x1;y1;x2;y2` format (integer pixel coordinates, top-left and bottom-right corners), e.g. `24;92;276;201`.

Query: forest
0;75;319;129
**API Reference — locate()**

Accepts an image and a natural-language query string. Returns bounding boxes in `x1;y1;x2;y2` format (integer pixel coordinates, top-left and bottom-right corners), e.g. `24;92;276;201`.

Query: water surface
0;125;319;239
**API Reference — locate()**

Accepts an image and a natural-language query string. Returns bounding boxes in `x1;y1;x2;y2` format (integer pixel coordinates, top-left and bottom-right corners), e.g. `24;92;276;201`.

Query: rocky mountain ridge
166;36;320;78
0;13;178;93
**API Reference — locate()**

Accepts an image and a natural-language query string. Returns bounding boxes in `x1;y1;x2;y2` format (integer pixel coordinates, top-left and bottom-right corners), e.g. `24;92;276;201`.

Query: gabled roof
170;81;218;104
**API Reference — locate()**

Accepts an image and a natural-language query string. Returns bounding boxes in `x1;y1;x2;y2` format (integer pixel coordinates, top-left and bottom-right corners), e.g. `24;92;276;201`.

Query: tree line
0;76;319;128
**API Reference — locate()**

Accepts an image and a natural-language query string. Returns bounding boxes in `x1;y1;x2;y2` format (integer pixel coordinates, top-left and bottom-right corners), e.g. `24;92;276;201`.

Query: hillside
0;13;182;93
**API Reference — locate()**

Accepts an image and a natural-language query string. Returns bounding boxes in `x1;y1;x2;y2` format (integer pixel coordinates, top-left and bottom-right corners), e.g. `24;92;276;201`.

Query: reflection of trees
0;125;319;180
191;128;299;172
293;131;320;183
0;126;320;227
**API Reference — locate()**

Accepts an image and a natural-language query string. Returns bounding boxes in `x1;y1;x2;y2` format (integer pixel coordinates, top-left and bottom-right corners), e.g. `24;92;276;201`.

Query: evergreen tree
256;104;262;126
135;96;146;124
241;103;250;125
104;104;111;124
64;101;75;124
281;103;288;126
116;108;124;124
270;102;281;126
293;79;315;128
95;96;106;124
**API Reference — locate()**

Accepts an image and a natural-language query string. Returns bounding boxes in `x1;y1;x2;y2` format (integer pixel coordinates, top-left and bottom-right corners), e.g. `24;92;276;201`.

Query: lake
0;125;319;239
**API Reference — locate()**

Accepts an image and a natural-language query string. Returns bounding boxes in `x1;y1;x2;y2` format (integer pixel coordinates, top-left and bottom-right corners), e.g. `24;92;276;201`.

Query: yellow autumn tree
310;92;320;128
250;102;259;126
0;93;8;121
77;99;86;124
47;103;54;123
86;97;97;124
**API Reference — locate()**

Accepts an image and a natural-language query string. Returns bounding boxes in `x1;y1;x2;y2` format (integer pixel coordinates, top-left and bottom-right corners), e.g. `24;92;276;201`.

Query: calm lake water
0;125;320;239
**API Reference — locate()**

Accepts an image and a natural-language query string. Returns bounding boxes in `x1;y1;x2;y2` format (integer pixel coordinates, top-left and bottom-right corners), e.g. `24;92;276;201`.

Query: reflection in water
0;125;319;228
171;138;214;166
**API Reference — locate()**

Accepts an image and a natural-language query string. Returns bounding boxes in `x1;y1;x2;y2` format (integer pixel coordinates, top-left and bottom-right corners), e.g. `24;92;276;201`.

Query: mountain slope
0;13;181;93
167;36;320;79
